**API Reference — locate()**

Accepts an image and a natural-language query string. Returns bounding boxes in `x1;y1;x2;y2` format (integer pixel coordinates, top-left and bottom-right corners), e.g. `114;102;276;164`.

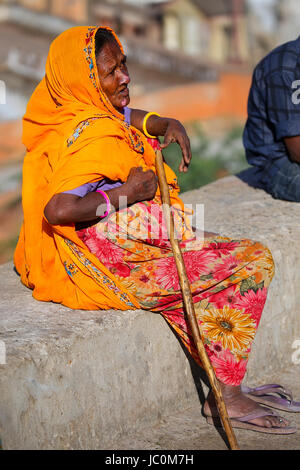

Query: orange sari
14;26;275;386
14;26;184;310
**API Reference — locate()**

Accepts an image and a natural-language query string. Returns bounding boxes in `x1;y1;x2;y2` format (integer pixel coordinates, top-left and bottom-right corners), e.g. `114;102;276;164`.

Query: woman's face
96;40;131;112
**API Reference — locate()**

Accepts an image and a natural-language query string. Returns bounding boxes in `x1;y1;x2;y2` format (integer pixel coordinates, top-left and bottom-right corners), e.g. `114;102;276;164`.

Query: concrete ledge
0;264;202;450
1;174;300;449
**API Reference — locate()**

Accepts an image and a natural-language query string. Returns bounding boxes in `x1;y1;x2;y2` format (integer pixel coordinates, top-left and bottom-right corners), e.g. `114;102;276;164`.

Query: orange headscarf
14;26;184;310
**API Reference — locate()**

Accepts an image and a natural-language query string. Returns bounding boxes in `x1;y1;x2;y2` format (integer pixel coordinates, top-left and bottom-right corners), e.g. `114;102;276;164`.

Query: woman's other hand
130;109;192;173
159;118;192;173
44;168;158;225
125;167;158;204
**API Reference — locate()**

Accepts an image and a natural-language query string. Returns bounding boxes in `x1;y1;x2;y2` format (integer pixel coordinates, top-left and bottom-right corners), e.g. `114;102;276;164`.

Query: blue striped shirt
243;36;300;191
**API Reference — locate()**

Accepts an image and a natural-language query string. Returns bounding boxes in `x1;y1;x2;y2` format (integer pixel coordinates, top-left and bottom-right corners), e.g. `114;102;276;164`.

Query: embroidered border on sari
83;27;144;155
123;122;144;154
84;27;103;100
67;117;99;147
64;238;136;308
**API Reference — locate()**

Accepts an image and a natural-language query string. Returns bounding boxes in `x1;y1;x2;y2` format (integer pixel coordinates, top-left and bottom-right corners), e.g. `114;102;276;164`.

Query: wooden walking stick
155;150;239;451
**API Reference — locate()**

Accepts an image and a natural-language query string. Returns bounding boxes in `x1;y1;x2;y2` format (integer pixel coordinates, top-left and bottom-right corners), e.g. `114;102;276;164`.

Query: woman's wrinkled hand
160;118;192;173
125;167;158;204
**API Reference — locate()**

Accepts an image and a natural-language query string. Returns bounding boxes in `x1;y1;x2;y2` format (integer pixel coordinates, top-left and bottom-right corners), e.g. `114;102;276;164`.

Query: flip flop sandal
206;407;297;434
241;384;300;413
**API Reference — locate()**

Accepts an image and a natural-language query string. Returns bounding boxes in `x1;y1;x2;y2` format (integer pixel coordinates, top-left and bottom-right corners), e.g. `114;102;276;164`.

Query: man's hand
284;136;300;163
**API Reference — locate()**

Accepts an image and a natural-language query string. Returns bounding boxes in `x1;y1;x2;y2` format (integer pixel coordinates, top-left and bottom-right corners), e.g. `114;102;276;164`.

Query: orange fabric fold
14;26;185;310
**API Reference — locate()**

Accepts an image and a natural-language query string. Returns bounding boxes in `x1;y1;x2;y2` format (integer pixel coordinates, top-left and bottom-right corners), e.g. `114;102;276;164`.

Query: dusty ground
106;368;300;451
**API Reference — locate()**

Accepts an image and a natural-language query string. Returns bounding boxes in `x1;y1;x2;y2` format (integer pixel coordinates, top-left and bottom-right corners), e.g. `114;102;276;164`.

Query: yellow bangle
142;112;161;138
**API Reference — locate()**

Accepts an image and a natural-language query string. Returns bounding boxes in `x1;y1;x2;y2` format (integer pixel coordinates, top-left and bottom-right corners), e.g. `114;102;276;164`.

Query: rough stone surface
105;368;300;451
0;174;300;450
0;262;204;450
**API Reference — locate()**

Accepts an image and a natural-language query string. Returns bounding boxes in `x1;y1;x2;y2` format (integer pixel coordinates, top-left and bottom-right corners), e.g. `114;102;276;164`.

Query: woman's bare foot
204;382;290;429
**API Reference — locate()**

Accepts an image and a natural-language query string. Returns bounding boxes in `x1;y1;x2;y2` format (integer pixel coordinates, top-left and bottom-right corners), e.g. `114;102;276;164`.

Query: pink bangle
96;189;111;217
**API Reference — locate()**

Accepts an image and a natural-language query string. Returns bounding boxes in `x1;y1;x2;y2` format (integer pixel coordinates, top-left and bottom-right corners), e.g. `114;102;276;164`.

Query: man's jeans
268;158;300;202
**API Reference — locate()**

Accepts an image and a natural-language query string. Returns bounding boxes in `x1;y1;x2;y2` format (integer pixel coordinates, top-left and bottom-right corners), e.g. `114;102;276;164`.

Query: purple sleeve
63;108;131;197
63;179;123;197
96;179;122;191
124;106;132;125
63;182;99;197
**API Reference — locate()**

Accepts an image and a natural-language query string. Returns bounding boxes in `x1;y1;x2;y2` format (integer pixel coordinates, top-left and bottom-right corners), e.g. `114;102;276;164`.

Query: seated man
243;36;300;202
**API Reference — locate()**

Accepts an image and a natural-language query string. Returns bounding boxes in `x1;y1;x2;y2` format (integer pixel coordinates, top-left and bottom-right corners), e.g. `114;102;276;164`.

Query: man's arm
284;136;300;163
130;108;192;173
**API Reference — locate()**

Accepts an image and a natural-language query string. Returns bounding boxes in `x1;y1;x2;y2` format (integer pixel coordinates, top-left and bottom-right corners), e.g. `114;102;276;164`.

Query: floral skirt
77;201;274;386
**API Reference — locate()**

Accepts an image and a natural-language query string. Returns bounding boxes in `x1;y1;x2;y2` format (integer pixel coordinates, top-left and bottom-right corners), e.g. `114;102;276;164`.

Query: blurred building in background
275;0;300;45
0;0;253;122
161;0;249;64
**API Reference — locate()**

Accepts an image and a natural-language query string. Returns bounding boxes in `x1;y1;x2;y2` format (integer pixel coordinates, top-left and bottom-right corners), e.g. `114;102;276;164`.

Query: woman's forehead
96;42;125;74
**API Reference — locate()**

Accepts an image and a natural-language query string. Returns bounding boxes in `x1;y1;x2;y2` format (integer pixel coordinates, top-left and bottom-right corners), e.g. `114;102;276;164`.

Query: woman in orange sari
14;26;297;434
